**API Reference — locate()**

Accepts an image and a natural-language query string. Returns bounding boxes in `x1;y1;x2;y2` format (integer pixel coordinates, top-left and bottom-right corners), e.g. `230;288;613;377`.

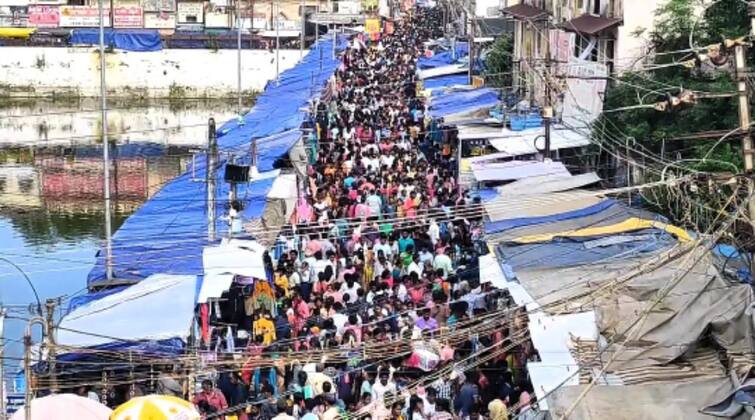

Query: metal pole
237;0;243;116
332;24;336;60
0;307;6;420
543;18;552;160
467;4;475;85
735;43;755;272
44;300;57;394
99;0;114;282
456;137;462;188
275;0;280;84
23;318;45;420
23;335;30;420
300;0;305;56
207;118;217;242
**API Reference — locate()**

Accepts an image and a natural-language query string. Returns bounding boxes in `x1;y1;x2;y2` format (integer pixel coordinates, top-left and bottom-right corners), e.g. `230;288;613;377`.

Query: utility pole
23;317;45;420
738;6;755;268
300;0;305;56
467;1;475;85
206;118;217;242
543;17;552;160
237;0;243;117
44;300;57;394
332;24;336;60
275;0;280;84
98;0;113;282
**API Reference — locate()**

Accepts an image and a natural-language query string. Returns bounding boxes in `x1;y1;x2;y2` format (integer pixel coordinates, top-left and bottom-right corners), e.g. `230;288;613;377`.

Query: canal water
0;98;241;384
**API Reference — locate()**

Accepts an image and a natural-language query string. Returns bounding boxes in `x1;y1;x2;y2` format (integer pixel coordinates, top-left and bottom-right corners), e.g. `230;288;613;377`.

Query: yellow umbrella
110;395;200;420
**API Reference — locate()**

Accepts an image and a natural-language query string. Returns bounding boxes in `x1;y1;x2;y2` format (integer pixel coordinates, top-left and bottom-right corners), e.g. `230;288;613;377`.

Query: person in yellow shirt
252;312;276;345
274;268;289;298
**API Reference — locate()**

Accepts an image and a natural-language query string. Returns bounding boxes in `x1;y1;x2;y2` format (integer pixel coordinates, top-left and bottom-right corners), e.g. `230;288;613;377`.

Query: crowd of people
192;8;539;420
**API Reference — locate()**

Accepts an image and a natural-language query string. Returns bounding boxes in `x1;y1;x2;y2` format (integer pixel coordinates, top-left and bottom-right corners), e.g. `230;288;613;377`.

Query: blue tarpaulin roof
424;74;469;91
428;87;500;118
418;42;469;69
87;34;348;287
69;29;162;52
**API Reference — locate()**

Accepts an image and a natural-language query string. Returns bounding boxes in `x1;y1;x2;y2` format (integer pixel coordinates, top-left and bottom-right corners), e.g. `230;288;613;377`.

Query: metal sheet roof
561;13;623;35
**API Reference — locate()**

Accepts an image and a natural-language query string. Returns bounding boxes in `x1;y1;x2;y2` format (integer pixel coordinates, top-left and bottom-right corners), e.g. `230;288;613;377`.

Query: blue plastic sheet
428;87;500;118
87;34;348;287
424;74;469;90
69;29;162;52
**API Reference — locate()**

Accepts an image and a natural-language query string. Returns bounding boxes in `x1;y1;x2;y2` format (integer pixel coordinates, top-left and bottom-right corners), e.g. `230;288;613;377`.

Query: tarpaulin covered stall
69;29;162;52
87;34;348;287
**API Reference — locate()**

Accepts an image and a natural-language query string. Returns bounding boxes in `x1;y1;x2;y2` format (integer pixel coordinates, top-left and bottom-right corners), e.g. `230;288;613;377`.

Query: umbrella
11;394;112;420
110;395;200;420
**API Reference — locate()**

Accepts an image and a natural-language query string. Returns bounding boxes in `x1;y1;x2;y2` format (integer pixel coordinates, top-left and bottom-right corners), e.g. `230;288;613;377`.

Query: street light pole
237;0;243;116
98;0;114;282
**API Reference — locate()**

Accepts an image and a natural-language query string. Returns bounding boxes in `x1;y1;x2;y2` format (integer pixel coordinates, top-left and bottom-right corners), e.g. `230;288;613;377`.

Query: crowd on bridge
189;9;539;420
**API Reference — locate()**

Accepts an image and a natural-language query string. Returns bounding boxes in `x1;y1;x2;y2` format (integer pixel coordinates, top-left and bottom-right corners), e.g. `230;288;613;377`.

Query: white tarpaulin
418;64;467;80
197;273;234;304
561;58;608;125
203;239;267;280
495;172;601;196
472;160;570;182
487;127;591;156
268;173;298;200
478;254;538;310
57;274;197;348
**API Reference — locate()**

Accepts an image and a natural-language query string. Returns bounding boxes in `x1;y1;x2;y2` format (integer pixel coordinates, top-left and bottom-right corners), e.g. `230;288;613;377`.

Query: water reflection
0;144;194;246
0;97;243;146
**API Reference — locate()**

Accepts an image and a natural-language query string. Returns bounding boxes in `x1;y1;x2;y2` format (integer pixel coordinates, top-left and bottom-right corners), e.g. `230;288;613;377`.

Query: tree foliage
597;0;750;171
484;35;513;87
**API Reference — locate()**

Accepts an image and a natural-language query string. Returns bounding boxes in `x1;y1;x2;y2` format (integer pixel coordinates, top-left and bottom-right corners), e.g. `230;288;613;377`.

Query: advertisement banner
144;11;175;28
28;4;58;27
59;5;109;27
204;9;229;28
113;6;142;27
0;6;29;27
176;2;203;23
143;0;175;12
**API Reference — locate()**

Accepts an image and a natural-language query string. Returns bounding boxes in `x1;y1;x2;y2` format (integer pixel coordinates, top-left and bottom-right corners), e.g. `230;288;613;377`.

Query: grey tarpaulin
547;378;750;420
513;248;755;371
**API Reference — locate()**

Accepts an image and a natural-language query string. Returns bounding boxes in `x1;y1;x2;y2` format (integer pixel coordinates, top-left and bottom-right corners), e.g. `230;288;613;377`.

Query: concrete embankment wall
0;47;307;98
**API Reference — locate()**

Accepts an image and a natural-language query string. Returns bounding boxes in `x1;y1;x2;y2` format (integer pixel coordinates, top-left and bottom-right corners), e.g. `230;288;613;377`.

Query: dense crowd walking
194;9;538;420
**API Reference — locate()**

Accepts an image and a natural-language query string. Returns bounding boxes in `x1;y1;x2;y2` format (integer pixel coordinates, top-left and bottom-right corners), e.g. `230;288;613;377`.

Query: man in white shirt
371;371;397;402
433;251;453;279
427;220;440;246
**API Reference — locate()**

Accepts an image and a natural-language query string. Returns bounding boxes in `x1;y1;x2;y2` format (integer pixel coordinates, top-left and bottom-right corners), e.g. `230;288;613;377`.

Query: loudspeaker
224;164;250;183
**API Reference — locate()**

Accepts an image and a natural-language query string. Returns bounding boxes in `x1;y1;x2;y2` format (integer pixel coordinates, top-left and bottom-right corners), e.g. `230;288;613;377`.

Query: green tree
484;35;513;87
597;0;750;172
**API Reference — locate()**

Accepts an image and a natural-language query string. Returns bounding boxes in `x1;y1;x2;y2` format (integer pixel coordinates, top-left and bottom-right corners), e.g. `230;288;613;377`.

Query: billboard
59;5;109;27
144;11;175;28
28;4;58;27
176;2;202;23
113;6;142;27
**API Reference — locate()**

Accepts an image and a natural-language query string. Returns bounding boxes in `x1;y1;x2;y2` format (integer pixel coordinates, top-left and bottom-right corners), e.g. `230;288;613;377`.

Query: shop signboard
113;6;142;27
0;6;29;26
204;6;229;28
143;0;175;12
59;5;109;27
28;4;59;27
144;11;175;28
177;2;203;23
